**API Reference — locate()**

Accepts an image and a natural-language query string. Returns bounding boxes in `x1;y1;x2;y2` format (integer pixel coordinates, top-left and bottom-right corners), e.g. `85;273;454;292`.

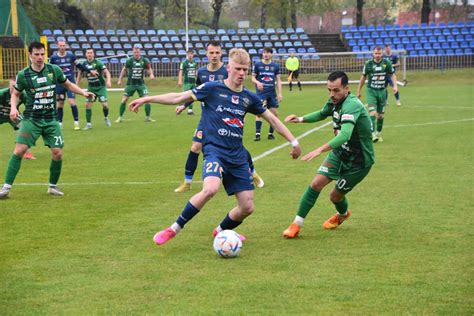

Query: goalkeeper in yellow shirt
285;50;302;91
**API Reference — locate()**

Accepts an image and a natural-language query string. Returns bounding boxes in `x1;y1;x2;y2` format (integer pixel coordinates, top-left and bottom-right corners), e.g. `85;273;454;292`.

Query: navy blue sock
71;105;79;121
219;213;243;230
103;107;109;117
395;92;400;101
246;150;254;173
176;201;200;228
269;126;274;134
185;151;199;179
256;121;262;134
57;107;64;122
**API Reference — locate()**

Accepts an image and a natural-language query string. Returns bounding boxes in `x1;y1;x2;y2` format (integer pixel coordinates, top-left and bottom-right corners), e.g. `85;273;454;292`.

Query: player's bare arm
104;68;112;88
117;67;126;85
76;71;82;85
251;74;264;91
9;89;21;121
177;69;183;87
301;143;332;162
260;110;301;159
391;73;398;94
147;64;155;80
63;79;95;99
129;90;194;112
285;114;302;123
276;74;283;102
357;75;366;98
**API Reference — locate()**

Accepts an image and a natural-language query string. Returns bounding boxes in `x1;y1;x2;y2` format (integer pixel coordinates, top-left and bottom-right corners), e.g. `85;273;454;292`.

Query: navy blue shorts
56;84;75;100
192;119;204;143
202;155;254;196
258;94;279;109
386;76;394;87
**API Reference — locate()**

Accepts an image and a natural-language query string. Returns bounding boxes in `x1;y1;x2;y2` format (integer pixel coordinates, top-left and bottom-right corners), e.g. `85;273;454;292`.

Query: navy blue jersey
252;61;280;97
383;54;399;71
191;81;266;163
195;64;228;85
49;51;79;81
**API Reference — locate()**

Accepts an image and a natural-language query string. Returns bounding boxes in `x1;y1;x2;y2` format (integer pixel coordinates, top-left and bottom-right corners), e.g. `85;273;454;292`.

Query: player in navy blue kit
174;41;264;193
383;45;401;106
49;40;90;130
252;47;283;141
129;48;302;246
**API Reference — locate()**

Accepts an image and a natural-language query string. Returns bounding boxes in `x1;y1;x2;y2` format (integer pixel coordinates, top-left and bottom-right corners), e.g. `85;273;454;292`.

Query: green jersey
0;88;26;118
320;93;375;168
81;59;107;88
14;64;66;121
125;56;150;86
362;59;394;90
180;59;197;85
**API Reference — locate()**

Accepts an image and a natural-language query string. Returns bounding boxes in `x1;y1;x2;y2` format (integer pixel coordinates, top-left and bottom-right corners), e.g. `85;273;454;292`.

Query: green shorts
16;119;64;148
183;83;195;92
317;152;372;193
124;85;148;98
87;86;108;103
366;88;387;114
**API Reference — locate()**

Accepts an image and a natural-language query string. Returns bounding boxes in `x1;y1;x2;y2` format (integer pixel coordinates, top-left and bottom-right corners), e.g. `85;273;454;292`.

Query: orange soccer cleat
283;223;300;238
23;152;36;160
323;210;352;230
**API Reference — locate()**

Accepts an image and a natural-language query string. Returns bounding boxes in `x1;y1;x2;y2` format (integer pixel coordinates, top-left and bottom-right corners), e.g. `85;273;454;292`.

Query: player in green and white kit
282;71;375;238
0;79;36;160
357;46;397;143
0;42;94;198
76;48;112;129
116;46;155;122
178;49;197;115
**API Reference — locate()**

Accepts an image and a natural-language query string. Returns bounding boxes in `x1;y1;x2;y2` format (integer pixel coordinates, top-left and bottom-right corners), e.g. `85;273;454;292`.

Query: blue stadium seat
152;42;162;49
255;42;263;48
297;48;307;53
53;29;63;35
352;46;360;52
252;56;260;63
367;38;374;46
452;28;460;36
418;50;427;56
425;29;433;36
456;35;464;42
465;48;473;54
383;38;392;45
96;29;105;35
222;35;231;42
407;30;415;37
353;32;361;39
415;30;424;37
171;57;180;63
384;25;392;31
50;43;58;50
455;48;463;55
144;43;153;49
174;43;184;49
348;39;356;46
388;30;397;37
244;42;253;48
429;36;437;43
198;29;206;35
376;25;384;31
157;29;166;35
460;41;469;49
421;23;428;29
402;37;410;44
461;28;469;35
158;50;166;56
78;36;87;42
106;29;115;35
263;42;272;48
147;29;156;35
358;25;367;32
451;42;459;49
75;50;84;57
280;34;289;40
96;50;105;57
120;36;129;42
168;30;177;35
412;23;420;29
208;29;216;35
130;36;139;43
375;38;383;45
370;31;379;38
442;29;451;35
448;21;455;28
148;50;157;56
434;29;442;36
447;35;455;42
43;29;52;35
260;34;269;41
73;30;84;35
217;29;226;35
83;43;92;49
393;24;401;30
161;36;170;42
192;57;200;62
116;50;126;55
446;49;454;56
441;42;450;49
64;29;73;35
170;36;179;42
70;43;80;50
106;50;115;56
402;23;411;30
467;21;474;27
393;38;401;45
67;36;77;42
304;41;312;47
438;35;446;42
286;27;295;33
308;47;316;53
295;27;304;33
345;32;353;40
471;27;474;34
411;37;419;44
420;36;428;43
277;48;286;54
110;36;119;42
164;43;173;49
423;43;432;50
161;57;170;63
56;36;66;41
379;31;388;38
137;29;146;35
267;28;276;34
398;30;406;37
362;31;370;39
409;50;418;57
349;26;358;32
357;39;365;46
433;42;441;49
127;30;136;35
103;43;112;49
437;49;445;56
234;42;243;48
202;35;210;42
188;29;197;35
195;43;204;49
270;34;279;41
290;34;298;40
405;43;413;51
274;28;283;34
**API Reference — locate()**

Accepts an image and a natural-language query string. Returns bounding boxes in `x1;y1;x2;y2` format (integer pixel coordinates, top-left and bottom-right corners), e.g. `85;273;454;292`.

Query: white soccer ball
213;230;242;258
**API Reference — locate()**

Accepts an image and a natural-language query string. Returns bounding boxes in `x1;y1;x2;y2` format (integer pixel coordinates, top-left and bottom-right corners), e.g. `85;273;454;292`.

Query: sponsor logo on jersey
37;77;47;83
242;98;250;108
219;94;227;98
261;76;273;83
216;105;245;116
231;95;239;104
223;117;244;128
341;114;354;121
218;128;228;136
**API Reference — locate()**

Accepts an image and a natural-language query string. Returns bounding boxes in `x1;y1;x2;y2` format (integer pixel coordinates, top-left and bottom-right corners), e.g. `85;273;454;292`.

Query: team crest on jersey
231;95;239;104
218;75;224;80
265;66;269;71
333;111;340;119
209;74;215;81
223;117;244;128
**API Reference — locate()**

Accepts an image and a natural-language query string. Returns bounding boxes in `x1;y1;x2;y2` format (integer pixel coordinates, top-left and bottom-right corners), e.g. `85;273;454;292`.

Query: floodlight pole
185;0;189;50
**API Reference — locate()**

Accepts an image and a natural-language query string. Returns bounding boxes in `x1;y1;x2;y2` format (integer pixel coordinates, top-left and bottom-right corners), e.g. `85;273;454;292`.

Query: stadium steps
0;36;24;48
308;34;347;52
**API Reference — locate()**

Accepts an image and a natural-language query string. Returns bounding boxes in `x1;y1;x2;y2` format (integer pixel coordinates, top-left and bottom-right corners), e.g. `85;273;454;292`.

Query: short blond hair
228;48;250;65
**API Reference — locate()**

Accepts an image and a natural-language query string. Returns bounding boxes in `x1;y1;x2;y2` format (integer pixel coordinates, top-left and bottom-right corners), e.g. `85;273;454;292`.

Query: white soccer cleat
145;116;156;122
0;185;12;199
47;186;64;196
74;121;80;131
115;117;123;123
105;117;111;127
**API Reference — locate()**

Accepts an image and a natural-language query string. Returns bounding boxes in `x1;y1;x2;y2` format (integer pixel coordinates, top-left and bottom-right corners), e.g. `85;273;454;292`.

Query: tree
211;0;225;30
356;0;364;26
421;0;431;24
260;0;268;28
280;1;288;29
289;0;297;29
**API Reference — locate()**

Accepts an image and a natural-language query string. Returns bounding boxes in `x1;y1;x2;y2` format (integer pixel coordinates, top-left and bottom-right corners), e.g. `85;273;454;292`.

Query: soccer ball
213;230;242;258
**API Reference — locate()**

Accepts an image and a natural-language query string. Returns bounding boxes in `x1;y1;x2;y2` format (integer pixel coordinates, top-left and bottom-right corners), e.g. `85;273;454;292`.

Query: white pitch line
12;118;473;187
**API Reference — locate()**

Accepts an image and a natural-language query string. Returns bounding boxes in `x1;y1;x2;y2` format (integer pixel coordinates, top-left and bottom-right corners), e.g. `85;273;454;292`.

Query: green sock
5;154;22;185
376;117;384;133
334;197;349;215
86;108;92;123
188;103;193;110
370;115;376;132
145;104;151;117
296;186;320;218
119;102;126;116
49;160;62;185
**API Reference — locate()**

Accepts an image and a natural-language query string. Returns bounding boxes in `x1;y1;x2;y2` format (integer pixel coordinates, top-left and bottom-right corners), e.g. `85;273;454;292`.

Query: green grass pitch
0;69;472;314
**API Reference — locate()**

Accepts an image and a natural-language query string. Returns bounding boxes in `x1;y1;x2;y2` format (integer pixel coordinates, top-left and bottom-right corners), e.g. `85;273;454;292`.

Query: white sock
294;215;305;226
184;179;192;184
3;184;12;189
214;226;223;234
170;222;182;234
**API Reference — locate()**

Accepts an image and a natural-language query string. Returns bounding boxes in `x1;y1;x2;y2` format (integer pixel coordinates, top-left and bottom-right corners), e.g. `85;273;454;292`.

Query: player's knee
13;144;28;156
329;189;345;203
377;113;384;119
201;186;219;200
310;180;325;192
240;203;254;217
51;149;62;160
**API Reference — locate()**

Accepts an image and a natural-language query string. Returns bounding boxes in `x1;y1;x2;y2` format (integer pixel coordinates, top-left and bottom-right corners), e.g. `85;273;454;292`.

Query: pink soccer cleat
213;228;246;241
153;228;176;245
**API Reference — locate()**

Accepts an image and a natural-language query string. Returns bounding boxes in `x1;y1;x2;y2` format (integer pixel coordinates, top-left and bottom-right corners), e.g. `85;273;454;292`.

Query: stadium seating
44;27;315;62
342;21;474;57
